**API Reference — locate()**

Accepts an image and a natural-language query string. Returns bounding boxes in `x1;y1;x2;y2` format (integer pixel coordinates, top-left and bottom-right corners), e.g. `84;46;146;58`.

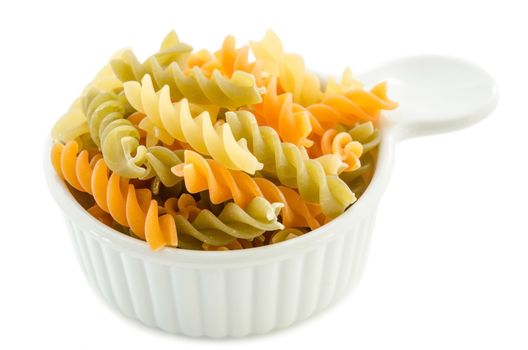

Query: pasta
82;88;183;187
166;64;263;109
339;122;381;196
324;68;364;97
124;75;263;174
270;228;306;244
164;194;284;247
250;30;322;106
51;141;177;250
188;35;265;87
51;57;125;143
172;150;323;229
307;82;398;131
50;30;396;251
250;77;313;147
309;129;364;172
224;110;356;218
110;31;193;89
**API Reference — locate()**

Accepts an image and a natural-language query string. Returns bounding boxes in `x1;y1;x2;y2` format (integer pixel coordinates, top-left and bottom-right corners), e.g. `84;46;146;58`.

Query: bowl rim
44;118;397;267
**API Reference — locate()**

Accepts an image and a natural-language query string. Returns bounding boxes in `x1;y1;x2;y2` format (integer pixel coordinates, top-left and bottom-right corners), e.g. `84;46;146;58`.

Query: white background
1;0;527;349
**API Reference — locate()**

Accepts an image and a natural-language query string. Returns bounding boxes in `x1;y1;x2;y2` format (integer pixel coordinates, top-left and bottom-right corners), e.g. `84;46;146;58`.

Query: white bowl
44;55;498;337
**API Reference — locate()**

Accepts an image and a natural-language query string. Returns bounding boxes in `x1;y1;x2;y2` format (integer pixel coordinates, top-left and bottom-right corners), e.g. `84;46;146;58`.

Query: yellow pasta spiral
250;30;323;106
124;74;263;174
225;110;356;218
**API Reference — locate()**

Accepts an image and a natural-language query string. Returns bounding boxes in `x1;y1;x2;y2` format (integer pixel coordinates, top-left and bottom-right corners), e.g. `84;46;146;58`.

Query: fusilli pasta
250;77;313;147
82;89;183;186
307;82;398;130
50;30;396;251
110;31;192;88
124;75;263;174
172;150;323;229
225;110;356;218
164;194;284;247
250;30;322;106
51;141;177;250
188;35;265;86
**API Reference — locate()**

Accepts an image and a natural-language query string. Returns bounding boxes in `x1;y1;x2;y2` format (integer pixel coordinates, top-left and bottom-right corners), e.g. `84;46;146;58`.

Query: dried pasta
173;150;322;229
307;82;398;131
51;56;125;143
164;194;284;247
110;31;193;89
82;88;183;187
324;68;364;97
50;30;396;251
270;228;306;244
225;110;356;218
309;129;364;172
250;77;313;147
124;75;262;174
250;30;322;106
51;141;177;250
339;122;381;196
188;35;265;86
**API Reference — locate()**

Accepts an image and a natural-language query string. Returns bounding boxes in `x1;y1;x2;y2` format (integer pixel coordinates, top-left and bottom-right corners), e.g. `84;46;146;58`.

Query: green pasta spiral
225;110;356;218
170;196;284;247
163;64;264;109
82;89;182;187
110;31;193;89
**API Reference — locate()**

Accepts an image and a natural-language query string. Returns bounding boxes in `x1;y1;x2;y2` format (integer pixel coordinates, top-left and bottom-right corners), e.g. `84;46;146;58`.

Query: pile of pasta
51;30;397;251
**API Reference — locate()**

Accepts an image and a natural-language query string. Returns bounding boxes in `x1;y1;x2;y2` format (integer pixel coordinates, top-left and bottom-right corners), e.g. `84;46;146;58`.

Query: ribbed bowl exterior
63;212;376;337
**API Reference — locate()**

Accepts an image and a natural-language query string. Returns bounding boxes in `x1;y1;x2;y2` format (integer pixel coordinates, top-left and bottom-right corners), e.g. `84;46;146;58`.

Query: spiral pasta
82;88;183;187
51;140;178;250
312;129;364;172
224;111;355;218
338;122;381;196
188;35;265;86
110;31;192;88
250;77;313;147
307;82;398;130
173;150;323;229
50;30;396;251
348;121;381;153
324;68;364;97
250;30;322;106
164;194;284;247
170;64;264;109
52;55;125;144
124;74;262;174
270;228;306;244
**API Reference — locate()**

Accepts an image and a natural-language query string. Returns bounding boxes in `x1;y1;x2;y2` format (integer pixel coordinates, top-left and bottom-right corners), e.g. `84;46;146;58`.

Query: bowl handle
359;55;499;141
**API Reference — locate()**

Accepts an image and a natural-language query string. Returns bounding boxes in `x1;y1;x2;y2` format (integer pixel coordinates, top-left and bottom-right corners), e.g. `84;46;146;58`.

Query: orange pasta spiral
187;35;264;86
173;150;322;230
250;76;313;147
51;140;177;250
309;129;363;172
307;82;398;132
